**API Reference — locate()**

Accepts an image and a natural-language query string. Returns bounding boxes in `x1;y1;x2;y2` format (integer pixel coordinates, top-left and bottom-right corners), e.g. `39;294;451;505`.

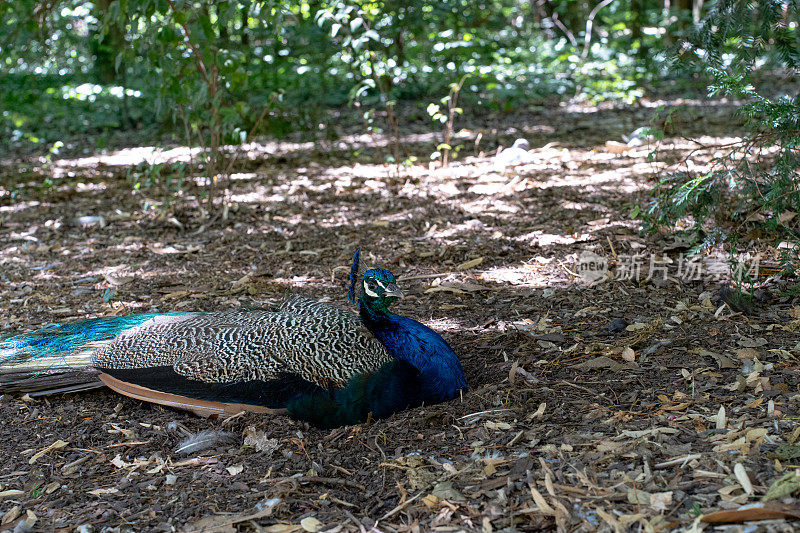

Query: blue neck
358;298;467;402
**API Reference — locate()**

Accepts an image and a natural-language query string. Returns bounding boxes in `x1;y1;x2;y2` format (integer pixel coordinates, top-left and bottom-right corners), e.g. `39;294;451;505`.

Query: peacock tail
0;313;189;393
0;296;391;398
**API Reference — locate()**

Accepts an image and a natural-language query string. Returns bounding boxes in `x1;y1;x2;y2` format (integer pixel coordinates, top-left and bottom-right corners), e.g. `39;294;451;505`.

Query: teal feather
0;314;189;361
0;313;193;392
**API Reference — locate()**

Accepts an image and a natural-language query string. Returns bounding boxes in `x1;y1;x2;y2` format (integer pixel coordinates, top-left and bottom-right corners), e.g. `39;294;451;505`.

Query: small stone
608;318;629;333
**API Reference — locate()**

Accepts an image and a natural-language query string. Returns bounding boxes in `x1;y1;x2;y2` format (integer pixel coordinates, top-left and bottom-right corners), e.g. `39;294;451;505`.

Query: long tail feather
0;313;187;393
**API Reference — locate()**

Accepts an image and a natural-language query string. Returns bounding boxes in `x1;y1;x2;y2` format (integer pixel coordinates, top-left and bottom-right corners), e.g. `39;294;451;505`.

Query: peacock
0;251;467;428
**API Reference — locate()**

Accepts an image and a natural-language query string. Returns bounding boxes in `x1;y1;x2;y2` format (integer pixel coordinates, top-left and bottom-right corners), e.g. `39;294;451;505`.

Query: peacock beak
384;284;404;299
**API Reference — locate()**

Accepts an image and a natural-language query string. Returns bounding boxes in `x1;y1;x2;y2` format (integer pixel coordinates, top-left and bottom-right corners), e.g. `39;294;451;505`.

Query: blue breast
359;304;467;403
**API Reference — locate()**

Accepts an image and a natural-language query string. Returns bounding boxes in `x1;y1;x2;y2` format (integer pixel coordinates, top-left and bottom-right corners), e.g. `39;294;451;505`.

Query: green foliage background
1;0;688;151
1;0;798;253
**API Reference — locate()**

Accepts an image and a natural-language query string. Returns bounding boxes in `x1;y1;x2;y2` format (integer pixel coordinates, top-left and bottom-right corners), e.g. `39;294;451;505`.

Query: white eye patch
363;278;387;298
363;285;379;298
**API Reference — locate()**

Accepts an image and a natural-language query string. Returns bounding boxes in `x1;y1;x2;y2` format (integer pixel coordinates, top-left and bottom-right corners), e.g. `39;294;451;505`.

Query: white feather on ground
175;429;235;455
493;138;534;170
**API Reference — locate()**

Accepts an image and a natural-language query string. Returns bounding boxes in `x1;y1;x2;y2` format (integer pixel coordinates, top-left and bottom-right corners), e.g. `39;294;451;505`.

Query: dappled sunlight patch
426;219;490;240
228;185;276;204
400;178;461;199
74;181;108;192
537;171;643;193
54;145;203;170
581;217;640;235
459;198;520;215
478;264;552;287
467;177;530;196
420;317;461;332
267;275;321;288
229;173;257;182
516;231;580;247
0;200;42;214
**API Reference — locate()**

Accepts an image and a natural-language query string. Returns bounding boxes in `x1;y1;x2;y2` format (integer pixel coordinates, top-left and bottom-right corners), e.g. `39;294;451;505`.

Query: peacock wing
170;308;392;389
263;304;392;387
92;306;391;389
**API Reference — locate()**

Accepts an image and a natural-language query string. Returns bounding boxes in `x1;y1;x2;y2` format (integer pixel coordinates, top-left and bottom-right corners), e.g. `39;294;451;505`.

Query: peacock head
360;268;403;310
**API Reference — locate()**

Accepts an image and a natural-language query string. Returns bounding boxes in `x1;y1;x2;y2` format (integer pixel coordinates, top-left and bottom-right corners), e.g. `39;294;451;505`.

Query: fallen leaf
621;347;636;362
432;481;466;501
29;439;68;464
456;257;483;270
262;525;301;533
88;488;120;496
422;494;440;509
484;421;512;430
764;470;800;501
627;488;651;505
702;503;800;523
243;426;280;454
737;337;768;348
716;406;726;430
734;463;754;495
190;498;281;531
300;516;323;532
649;491;673;512
571;356;637;371
605;140;632;153
734;348;759;360
1;505;20;525
530;485;556;515
695;348;737;369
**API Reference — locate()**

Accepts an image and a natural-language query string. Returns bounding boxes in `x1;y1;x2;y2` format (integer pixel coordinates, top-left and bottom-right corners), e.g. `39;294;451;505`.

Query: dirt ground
1;100;799;532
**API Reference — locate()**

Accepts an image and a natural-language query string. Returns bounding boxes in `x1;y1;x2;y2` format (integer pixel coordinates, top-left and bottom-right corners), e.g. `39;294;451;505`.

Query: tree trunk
631;0;647;61
91;0;126;84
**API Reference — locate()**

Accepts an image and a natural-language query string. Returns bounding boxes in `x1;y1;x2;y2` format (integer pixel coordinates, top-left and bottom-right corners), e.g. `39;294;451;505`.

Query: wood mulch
1;100;798;532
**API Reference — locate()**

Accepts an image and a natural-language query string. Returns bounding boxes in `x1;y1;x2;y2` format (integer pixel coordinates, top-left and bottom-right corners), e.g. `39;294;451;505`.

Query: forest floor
1;99;799;532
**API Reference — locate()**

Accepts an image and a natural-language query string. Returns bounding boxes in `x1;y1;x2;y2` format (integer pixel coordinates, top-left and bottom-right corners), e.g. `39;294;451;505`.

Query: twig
378;491;423;521
397;272;453;281
582;0;615;58
554;380;598;396
260;475;366;491
654;454;702;469
551;13;577;47
457;408;515;420
164;0;211;85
